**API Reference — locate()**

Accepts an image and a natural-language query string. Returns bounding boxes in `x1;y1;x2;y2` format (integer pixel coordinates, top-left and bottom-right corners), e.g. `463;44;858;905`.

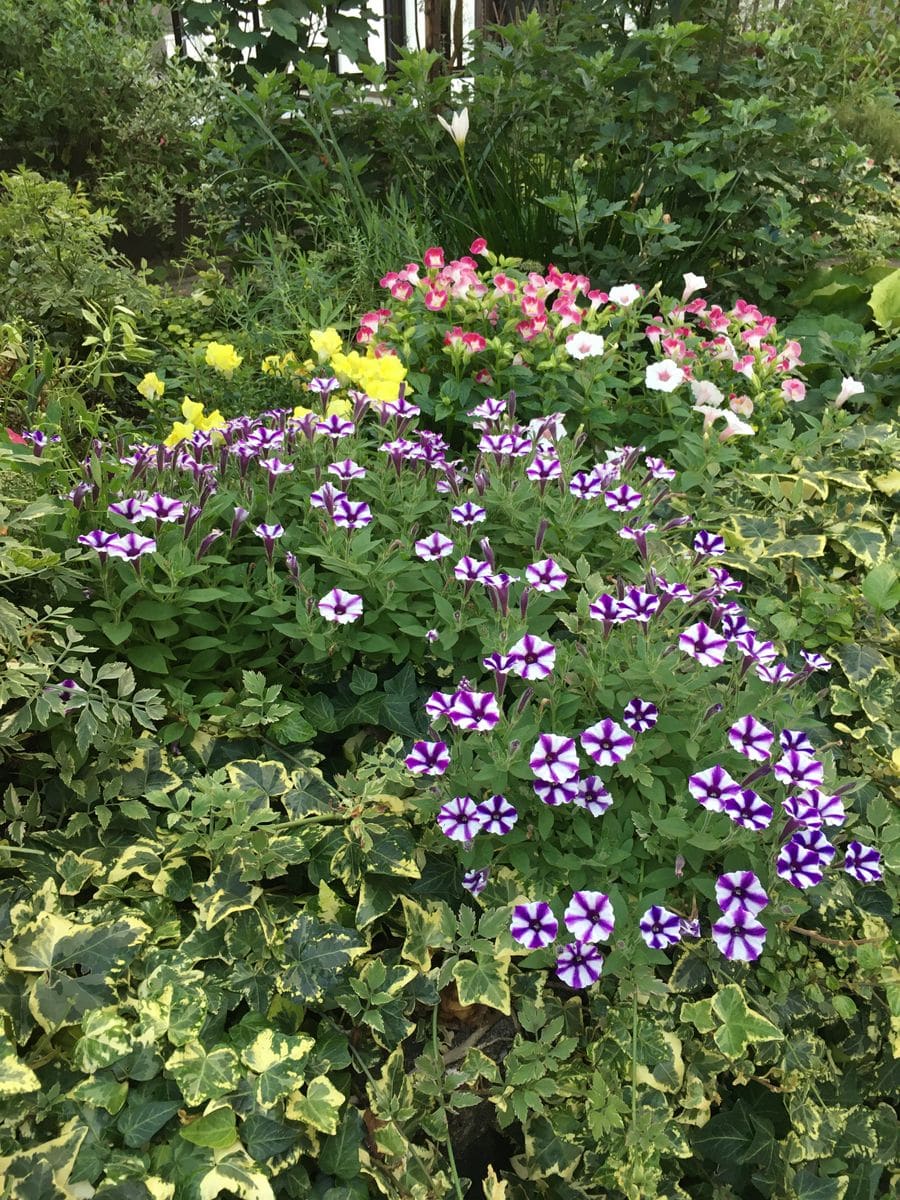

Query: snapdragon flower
437;796;485;842
555;942;604;988
318;588;363;624
639;906;682;949
711;908;767;961
510;901;558;950
581;718;635;767
477;794;518;834
405;741;450;775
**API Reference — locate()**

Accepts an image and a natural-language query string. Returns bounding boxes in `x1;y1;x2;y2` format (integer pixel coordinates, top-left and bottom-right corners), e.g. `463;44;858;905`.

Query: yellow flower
164;420;195;447
310;327;343;361
199;408;226;432
326;397;353;419
261;354;282;375
181;397;205;426
205;342;243;377
137;371;165;402
293;404;314;420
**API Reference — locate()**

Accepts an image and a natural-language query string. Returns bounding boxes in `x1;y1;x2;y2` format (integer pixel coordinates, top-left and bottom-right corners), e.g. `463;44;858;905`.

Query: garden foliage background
0;2;898;1198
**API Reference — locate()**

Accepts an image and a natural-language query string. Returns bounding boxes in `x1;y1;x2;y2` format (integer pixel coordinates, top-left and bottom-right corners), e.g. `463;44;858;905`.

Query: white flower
565;332;605;360
609;284;642;307
730;394;754;417
526;412;568;442
693;403;723;432
690;379;724;407
645;360;685;392
719;411;755;441
682;272;707;301
834;376;865;409
436;108;469;149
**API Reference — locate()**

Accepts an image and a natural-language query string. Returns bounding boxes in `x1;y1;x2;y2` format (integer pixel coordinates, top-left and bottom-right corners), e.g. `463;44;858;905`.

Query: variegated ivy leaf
225;759;290;807
452;956;512;1016
71;1006;132;1073
284;1074;345;1135
68;1075;129;1114
197;1159;276;1200
0;1032;39;1097
710;984;783;1059
240;1028;315;1108
107;839;164;885
399;897;455;972
0;1123;88;1197
194;853;263;930
279;916;366;1006
165;1043;241;1107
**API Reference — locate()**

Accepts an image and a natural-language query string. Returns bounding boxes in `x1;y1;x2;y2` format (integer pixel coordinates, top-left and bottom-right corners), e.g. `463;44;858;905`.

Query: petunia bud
534;518;549;553
230;506;249;539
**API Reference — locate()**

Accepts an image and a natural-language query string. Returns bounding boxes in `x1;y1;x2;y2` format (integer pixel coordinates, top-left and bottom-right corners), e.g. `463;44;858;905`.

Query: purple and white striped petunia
708;566;743;594
688;765;742;813
755;662;796;685
574;776;613;816
318;587;363;624
405;740;450;775
656;577;693;603
844;841;882;884
332;498;372;529
773;751;824;792
645;456;676;481
569;471;605;501
693;530;726;557
618;587;660;624
508;634;556;681
800;650;831;672
525;455;562;484
711;908;767;961
260;456;294;478
510;901;558;950
715;871;769;915
415;531;455;560
106;533;157;561
564;890;615;944
581;719;635;767
604;484;643;512
450;501;487;526
425;691;456;720
328;458;366;482
723;787;773;831
791;828;835;866
454;556;492;584
316;415;355;439
555;942;604;988
476;794;518;834
140;493;185;523
679;621;729;668
448;690;501;732
254;524;285;561
680;918;702;939
589;593;622;624
776;839;825;889
733;631;778;665
461;868;490;896
108;497;144;522
728;714;775;762
78;529;120;556
782;789;846;828
622;697;659;733
436;796;485;842
482;652;515;675
529;734;580;783
309;483;347;512
639;906;682;950
533;779;580;807
525;558;568;593
780;729;815;755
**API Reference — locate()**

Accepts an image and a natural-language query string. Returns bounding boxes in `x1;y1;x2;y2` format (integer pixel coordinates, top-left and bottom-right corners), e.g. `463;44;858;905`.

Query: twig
788;925;884;948
442;1018;498;1066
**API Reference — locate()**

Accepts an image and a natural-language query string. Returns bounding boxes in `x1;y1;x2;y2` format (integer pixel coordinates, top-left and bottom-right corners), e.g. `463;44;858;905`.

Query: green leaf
280;917;366;1005
287;1074;345;1135
320;1107;364;1181
711;983;783;1058
180;1106;238;1149
833;643;890;686
452;957;511;1015
127;644;173;674
692;1103;755;1163
792;1168;849;1200
868;266;900;331
116;1097;182;1148
861;562;900;612
349;666;378;694
165;1043;241;1106
225;759;290;798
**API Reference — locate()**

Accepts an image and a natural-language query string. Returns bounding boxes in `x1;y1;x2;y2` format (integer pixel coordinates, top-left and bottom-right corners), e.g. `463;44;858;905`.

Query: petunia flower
728;714;775;762
327;458;366;482
604;484;643;512
639;906;682;950
448;690;501;732
108;498;144;522
425;691;456;720
510;901;558;950
476;794;518;834
782;789;846;829
318;588;363;624
566;332;605;359
644;456;676;481
316;415;355;439
679;621;729;668
773;751;824;792
573;776;613;816
609;284;641;306
711;908;767;961
140;493;185;524
529;734;580;783
563;890;615;944
508;634;556;681
688;765;741;813
844;841;882;884
776;840;824;889
533;779;580;807
415;531;454;560
715;871;769;915
525;557;568;593
555;942;604;988
618;587;660;624
332;498;372;530
450;501;487;526
708;566;743;594
646;360;686;392
454;556;492;584
723;788;773;831
589;593;622;625
622;698;658;733
405;741;450;776
580;719;634;767
437;796;485;842
461;868;490;896
799;650;831;672
569;471;606;500
309;483;348;514
791;829;835;866
106;533;157;562
780;729;815;755
755;662;796;685
693;530;726;557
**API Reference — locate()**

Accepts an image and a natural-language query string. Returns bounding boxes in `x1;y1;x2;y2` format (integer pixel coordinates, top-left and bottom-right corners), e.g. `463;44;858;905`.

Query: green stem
433;1004;466;1200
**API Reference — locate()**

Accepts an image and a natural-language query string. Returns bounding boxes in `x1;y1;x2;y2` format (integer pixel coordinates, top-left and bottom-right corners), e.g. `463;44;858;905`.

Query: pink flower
424;247;445;269
565;332;605;360
782;379;806;403
645;361;685;392
470;237;488;255
424;288;449;311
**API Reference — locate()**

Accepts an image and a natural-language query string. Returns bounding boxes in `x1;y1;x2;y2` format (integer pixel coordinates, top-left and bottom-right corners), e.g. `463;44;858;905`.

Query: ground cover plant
1;242;897;1196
